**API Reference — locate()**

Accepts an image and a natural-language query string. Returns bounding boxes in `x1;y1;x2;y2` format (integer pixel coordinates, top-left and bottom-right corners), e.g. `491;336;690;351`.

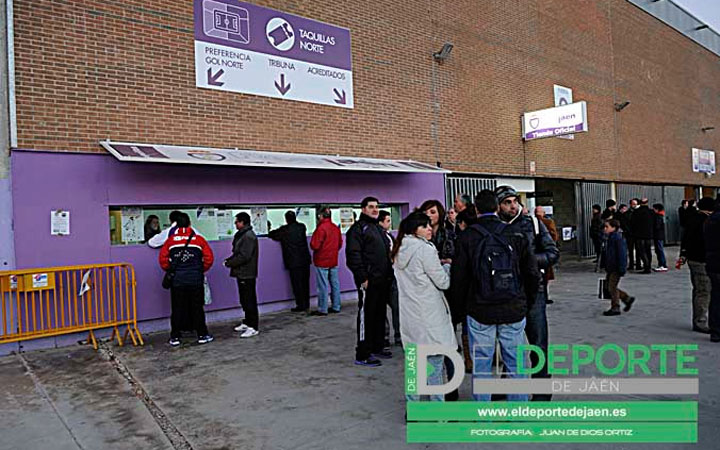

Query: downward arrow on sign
207;68;225;86
275;74;291;95
333;88;347;105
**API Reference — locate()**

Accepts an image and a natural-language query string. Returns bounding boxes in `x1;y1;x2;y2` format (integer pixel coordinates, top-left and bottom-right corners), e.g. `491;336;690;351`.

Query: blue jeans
467;316;529;402
526;289;549;379
654;240;667;268
315;266;341;313
406;355;445;402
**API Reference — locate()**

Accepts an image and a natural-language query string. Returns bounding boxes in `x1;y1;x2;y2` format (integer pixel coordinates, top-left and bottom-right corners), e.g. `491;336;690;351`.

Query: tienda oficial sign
522;101;588;141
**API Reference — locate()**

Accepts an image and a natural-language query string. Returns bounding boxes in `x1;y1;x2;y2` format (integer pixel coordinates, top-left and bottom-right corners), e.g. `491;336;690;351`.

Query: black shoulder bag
162;231;195;289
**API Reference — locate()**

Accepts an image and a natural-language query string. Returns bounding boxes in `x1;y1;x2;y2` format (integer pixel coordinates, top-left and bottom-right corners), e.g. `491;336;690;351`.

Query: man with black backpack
451;190;540;401
495;185;559;401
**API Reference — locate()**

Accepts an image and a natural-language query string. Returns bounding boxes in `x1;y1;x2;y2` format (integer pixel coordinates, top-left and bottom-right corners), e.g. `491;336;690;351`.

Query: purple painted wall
11;150;445;322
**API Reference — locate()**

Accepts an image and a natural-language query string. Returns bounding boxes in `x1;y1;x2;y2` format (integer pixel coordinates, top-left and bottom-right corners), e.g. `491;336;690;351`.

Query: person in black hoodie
269;211;312;313
630;198;654;273
652;203;668;271
600;219;635;316
451;189;539;401
681;197;715;334
590;204;604;263
346;197;393;367
704;197;720;343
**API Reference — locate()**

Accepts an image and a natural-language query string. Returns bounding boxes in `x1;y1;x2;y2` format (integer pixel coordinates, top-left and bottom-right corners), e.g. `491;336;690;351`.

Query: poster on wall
339;207;354;232
195;207;220;241
562;227;573;241
692;148;716;174
51;210;70;236
216;210;235;238
121;207;144;242
251;207;268;235
553;84;574;140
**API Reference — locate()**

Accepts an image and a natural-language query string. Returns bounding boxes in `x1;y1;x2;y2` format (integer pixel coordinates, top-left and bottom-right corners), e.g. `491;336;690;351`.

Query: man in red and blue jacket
159;213;214;346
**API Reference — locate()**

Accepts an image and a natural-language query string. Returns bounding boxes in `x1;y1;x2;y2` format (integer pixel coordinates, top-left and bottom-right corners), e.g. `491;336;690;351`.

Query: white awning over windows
100;141;450;174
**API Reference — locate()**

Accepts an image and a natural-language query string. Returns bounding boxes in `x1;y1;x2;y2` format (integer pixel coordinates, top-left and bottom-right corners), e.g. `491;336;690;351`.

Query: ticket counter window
108;204;403;245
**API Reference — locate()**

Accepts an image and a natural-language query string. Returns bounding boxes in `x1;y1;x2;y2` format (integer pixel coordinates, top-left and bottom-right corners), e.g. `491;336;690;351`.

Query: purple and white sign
522;101;588;141
194;0;353;108
692;148;716;174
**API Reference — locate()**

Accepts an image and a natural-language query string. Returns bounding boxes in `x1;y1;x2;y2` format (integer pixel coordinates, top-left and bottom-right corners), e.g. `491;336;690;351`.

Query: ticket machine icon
203;0;250;44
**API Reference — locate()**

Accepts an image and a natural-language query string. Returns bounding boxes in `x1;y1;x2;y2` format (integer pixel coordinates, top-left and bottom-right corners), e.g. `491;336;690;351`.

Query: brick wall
12;0;720;186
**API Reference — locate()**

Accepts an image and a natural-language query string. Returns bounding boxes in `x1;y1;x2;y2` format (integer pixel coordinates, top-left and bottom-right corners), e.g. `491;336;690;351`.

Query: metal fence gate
445;176;497;208
575;182;612;258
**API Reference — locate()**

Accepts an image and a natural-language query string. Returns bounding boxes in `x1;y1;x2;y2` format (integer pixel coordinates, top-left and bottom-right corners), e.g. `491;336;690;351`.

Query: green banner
405;343;417;395
407;401;697;422
407;422;697;443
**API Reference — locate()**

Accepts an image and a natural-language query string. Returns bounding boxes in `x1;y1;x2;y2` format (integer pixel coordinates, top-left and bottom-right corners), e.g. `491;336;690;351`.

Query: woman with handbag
159;213;215;346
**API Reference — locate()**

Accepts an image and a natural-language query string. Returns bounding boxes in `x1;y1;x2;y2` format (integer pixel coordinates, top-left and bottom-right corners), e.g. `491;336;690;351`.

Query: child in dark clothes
600;219;636;316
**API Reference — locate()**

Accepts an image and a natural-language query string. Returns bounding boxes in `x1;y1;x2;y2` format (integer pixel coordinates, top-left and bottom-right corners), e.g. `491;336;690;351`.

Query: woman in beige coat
392;211;456;401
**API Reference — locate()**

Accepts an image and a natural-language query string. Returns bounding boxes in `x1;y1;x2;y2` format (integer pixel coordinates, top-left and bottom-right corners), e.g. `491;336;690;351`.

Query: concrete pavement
0;247;717;450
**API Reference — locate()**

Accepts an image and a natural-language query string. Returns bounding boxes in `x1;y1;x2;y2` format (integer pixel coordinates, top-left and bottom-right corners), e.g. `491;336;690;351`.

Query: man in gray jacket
224;212;260;338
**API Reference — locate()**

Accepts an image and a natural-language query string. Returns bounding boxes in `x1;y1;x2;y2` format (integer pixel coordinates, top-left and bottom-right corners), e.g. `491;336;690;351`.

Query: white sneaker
240;327;259;338
234;323;249;332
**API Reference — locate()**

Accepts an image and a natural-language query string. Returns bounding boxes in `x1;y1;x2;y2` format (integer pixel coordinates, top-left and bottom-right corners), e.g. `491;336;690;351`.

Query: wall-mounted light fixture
433;43;454;61
701;126;715;132
614;101;631;111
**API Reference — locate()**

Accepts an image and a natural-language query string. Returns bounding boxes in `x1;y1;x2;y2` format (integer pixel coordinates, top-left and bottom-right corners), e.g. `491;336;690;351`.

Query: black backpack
471;222;523;303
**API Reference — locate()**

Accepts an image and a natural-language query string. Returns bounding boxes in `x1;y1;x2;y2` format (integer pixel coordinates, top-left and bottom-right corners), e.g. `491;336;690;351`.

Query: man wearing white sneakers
224;212;260;338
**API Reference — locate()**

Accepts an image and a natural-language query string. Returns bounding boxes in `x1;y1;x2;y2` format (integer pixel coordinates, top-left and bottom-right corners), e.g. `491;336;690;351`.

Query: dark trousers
626;236;636;269
236;278;259;330
385;278;401;341
709;273;720;340
356;279;390;360
635;239;653;271
526;288;551;401
289;266;310;310
592;237;602;261
170;285;208;339
606;272;630;310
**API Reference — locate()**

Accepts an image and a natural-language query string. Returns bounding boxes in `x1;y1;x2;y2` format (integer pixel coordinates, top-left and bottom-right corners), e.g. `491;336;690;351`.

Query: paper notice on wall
542;206;554;216
194;207;219;240
121;207;144;242
216;210;234;238
562;227;573;241
251;207;268;235
51;210;70;236
339;208;354;233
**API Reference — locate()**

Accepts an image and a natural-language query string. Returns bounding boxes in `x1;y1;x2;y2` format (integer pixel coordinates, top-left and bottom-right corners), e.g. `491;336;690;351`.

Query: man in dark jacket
652;203;668;271
601;199;616;220
451;189;540;401
625;199;638;270
269;211;312;313
345;196;393;367
494;186;558;401
225;212;260;338
590;204;603;263
629;198;654;273
704;198;720;343
681;197;715;334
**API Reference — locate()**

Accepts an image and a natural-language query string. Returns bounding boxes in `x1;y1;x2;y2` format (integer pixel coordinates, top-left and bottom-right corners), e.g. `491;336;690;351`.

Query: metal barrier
0;263;143;349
